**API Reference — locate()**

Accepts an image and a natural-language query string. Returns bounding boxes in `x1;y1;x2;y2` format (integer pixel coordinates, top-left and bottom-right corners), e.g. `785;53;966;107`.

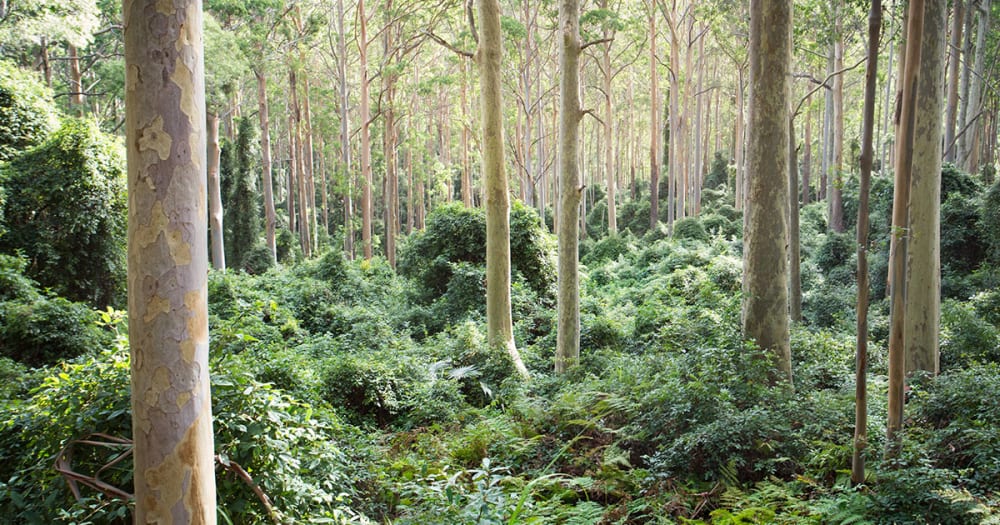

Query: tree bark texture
360;0;374;260
830;29;845;233
207;112;225;271
888;0;925;454
960;0;989;173
649;5;660;230
788;115;801;323
479;0;529;379
124;0;218;520
854;0;881;486
905;0;945;376
555;0;583;374
944;0;965;163
742;0;792;383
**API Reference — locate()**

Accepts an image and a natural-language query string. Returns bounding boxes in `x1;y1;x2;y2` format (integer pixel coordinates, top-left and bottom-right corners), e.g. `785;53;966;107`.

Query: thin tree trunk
830;25;845;233
360;0;373;260
905;0;946;376
255;70;277;264
338;0;354;259
68;44;84;114
461;58;473;207
888;0;925;456
300;67;318;253
289;68;311;258
945;0;965;162
803;99;812;204
207;112;225;270
788;115;801;323
735;67;745;210
649;5;660;230
602;11;617;235
854;0;881;486
961;0;989;172
480;0;529;379
124;0;217;519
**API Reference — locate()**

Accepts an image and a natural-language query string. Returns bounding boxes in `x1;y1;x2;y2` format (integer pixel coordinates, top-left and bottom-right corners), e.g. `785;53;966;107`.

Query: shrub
222;117;262;271
0;254;40;302
0;119;126;307
582;233;633;265
981;179;1000;266
0;297;110;367
672;217;708;242
0;61;58;162
939;299;1000;370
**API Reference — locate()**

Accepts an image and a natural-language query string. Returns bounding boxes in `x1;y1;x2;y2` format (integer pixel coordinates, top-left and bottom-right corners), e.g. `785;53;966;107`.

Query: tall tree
905;0;946;376
742;0;792;383
360;0;374;260
648;1;660;230
555;0;584;374
887;0;925;454
255;70;278;264
124;0;217;520
959;0;990;172
336;0;354;259
207;111;225;270
944;0;965;163
479;0;529;379
853;0;881;487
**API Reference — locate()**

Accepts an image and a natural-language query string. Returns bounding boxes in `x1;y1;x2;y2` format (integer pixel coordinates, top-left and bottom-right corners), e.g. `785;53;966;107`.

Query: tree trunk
337;0;354;259
461;58;473;208
360;0;374;259
830;25;845;233
803;100;812;204
735;67;745;210
480;0;529;379
289;68;311;258
556;0;583;374
649;6;660;230
905;0;945;376
743;0;792;384
124;0;217;520
821;49;833;203
854;0;881;486
960;0;989;173
945;0;965;163
255;70;277;264
207;112;225;270
299;66;318;254
602;12;617;235
788;115;801;323
888;0;925;456
68;44;84;114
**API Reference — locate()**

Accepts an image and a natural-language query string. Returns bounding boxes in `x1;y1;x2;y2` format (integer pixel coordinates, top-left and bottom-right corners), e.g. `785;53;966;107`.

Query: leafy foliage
0;61;58;162
0;119;126;307
222;117;263;271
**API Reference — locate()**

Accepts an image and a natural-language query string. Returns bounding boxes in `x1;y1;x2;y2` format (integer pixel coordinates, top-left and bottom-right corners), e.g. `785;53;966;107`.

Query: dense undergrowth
1;167;999;524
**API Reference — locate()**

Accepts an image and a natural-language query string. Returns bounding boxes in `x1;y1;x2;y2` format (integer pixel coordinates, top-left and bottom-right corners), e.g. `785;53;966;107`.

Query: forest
1;0;1000;522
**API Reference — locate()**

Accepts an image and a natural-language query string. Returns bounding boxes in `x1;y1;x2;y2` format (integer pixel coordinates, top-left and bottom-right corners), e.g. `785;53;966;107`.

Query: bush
0;296;110;367
0;61;58;162
0;119;126;307
672;217;708;242
582;233;633;265
981;180;1000;266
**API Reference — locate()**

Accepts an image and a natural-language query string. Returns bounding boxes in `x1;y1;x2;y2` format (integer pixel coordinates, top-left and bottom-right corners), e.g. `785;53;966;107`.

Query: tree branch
424;31;474;57
581;36;614;51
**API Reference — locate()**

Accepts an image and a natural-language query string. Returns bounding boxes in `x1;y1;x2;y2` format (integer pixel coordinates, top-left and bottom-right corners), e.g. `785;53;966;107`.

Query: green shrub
582;233;633;265
222;117;262;271
672;217;708;242
0;254;40;302
0;61;58;162
0;297;110;367
0;119;126;307
940;299;1000;370
981;180;1000;266
703;152;729;189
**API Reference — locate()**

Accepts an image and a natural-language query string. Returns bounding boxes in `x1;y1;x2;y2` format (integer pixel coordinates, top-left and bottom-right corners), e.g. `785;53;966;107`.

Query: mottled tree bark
124;0;217;520
555;0;583;374
742;0;792;383
479;0;529;379
905;0;945;376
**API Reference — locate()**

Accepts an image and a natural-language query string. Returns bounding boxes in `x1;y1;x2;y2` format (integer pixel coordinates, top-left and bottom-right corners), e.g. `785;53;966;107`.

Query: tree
555;0;584;374
207;111;226;270
904;0;946;375
0;60;58;162
0;119;126;308
124;0;217;520
887;0;925;454
853;0;880;487
742;0;792;383
223;117;262;271
479;0;529;379
958;0;989;172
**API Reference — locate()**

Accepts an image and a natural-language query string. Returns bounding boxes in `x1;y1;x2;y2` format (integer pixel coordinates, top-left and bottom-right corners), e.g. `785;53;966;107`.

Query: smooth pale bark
854;0;881;486
821;49;833;203
556;0;583;374
830;29;845;233
68;44;84;113
124;0;217;520
649;6;660;230
336;0;353;258
960;0;989;172
735;68;745;210
359;0;373;259
888;0;925;455
207;112;225;270
289;69;311;258
788;115;801;323
601;5;617;235
287;117;297;235
299;66;318;254
319;134;329;233
905;0;945;376
743;0;792;383
944;0;965;162
479;0;529;379
255;70;277;264
461;58;472;208
957;5;973;166
803;100;812;204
